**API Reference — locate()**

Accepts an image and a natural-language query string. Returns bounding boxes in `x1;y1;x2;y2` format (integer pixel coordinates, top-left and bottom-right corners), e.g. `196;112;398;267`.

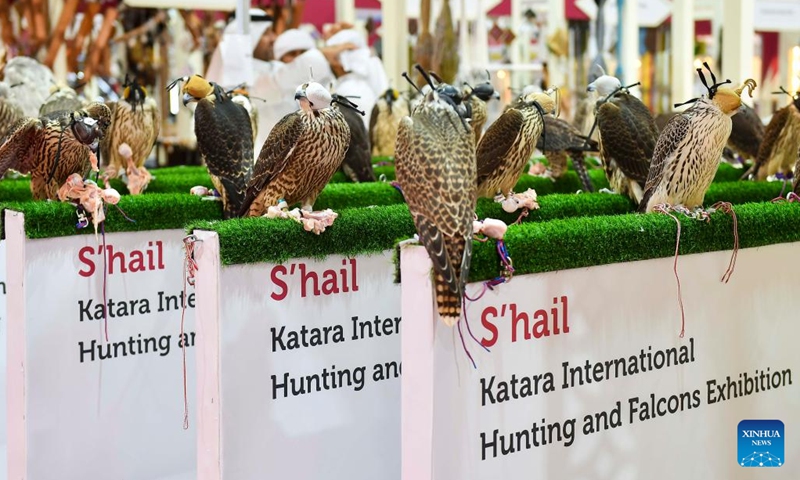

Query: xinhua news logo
738;420;784;467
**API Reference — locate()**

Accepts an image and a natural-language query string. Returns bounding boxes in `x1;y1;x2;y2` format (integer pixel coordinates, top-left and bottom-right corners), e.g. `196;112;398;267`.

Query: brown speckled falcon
0;86;23;143
536;115;598;192
589;74;659;203
0;102;111;199
659;104;764;166
171;74;254;219
395;66;476;326
745;88;800;181
101;76;160;195
239;81;351;217
462;72;500;145
369;88;410;157
639;66;756;213
476;90;554;202
39;84;84;116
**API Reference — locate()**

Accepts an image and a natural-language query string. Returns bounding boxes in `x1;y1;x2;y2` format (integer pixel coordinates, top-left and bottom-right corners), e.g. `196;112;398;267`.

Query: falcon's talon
599;188;616;194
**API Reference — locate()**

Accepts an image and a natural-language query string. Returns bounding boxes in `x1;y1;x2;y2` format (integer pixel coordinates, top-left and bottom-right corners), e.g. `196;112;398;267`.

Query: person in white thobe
325;28;389;129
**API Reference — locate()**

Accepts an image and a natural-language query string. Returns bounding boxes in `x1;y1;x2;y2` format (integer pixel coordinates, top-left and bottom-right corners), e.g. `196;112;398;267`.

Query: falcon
333;93;375;182
462;71;500;145
39;83;84;116
0;102;111;199
476;89;554;204
369;87;410;157
657;104;764;166
639;64;756;213
536;115;598;192
0;83;23;143
589;72;659;203
238;81;352;219
171;74;254;219
744;87;800;181
101;76;160;195
395;65;476;326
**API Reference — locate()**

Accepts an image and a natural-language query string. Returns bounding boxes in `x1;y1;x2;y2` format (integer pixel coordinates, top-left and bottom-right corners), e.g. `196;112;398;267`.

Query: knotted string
653;204;686;338
710;201;739;283
180;235;199;429
459;238;515;367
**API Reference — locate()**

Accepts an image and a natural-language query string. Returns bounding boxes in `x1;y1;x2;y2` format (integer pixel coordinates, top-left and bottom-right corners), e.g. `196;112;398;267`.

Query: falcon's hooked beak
182;93;197;106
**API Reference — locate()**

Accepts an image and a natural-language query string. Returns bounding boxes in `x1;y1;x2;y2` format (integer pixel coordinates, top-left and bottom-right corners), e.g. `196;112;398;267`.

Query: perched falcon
0;83;23;143
0;102;111;199
589;73;659;203
369;88;410;157
658;104;764;165
462;72;500;145
173;74;254;219
333;93;375;182
536;115;598;192
39;84;84;116
239;81;351;218
745;88;800;180
101;76;160;195
395;66;476;326
476;89;554;202
639;66;756;213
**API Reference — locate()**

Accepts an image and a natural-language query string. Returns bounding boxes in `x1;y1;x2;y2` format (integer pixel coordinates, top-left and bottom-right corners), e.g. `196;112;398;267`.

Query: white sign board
0;239;6;480
193;230;401;480
754;1;800;32
401;242;800;480
5;211;197;480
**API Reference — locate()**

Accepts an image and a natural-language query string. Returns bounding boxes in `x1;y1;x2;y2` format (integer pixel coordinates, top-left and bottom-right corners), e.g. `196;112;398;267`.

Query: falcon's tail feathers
434;271;462;327
572;153;594;192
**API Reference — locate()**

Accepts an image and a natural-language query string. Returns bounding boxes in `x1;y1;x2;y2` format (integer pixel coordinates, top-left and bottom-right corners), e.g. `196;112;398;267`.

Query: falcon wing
596;93;658;185
0;117;43;176
755;106;790;167
368;102;380;147
638;113;692;211
339;105;375;182
476;108;524;185
537;116;573;151
98;100;117;169
147;97;161;149
238;112;304;214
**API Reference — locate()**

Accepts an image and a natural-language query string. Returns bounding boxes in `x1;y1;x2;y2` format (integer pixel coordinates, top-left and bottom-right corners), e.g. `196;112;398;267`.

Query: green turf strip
187;199;799;282
2;176;786;242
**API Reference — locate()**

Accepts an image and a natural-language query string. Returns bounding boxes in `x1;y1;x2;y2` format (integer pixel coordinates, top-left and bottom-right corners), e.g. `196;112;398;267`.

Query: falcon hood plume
169;74;254;219
395;65;477;326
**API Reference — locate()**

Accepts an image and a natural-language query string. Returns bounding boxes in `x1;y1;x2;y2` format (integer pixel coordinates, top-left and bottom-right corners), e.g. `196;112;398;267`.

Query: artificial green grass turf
188;199;800;281
465;201;800;282
3;177;786;240
1;193;221;239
